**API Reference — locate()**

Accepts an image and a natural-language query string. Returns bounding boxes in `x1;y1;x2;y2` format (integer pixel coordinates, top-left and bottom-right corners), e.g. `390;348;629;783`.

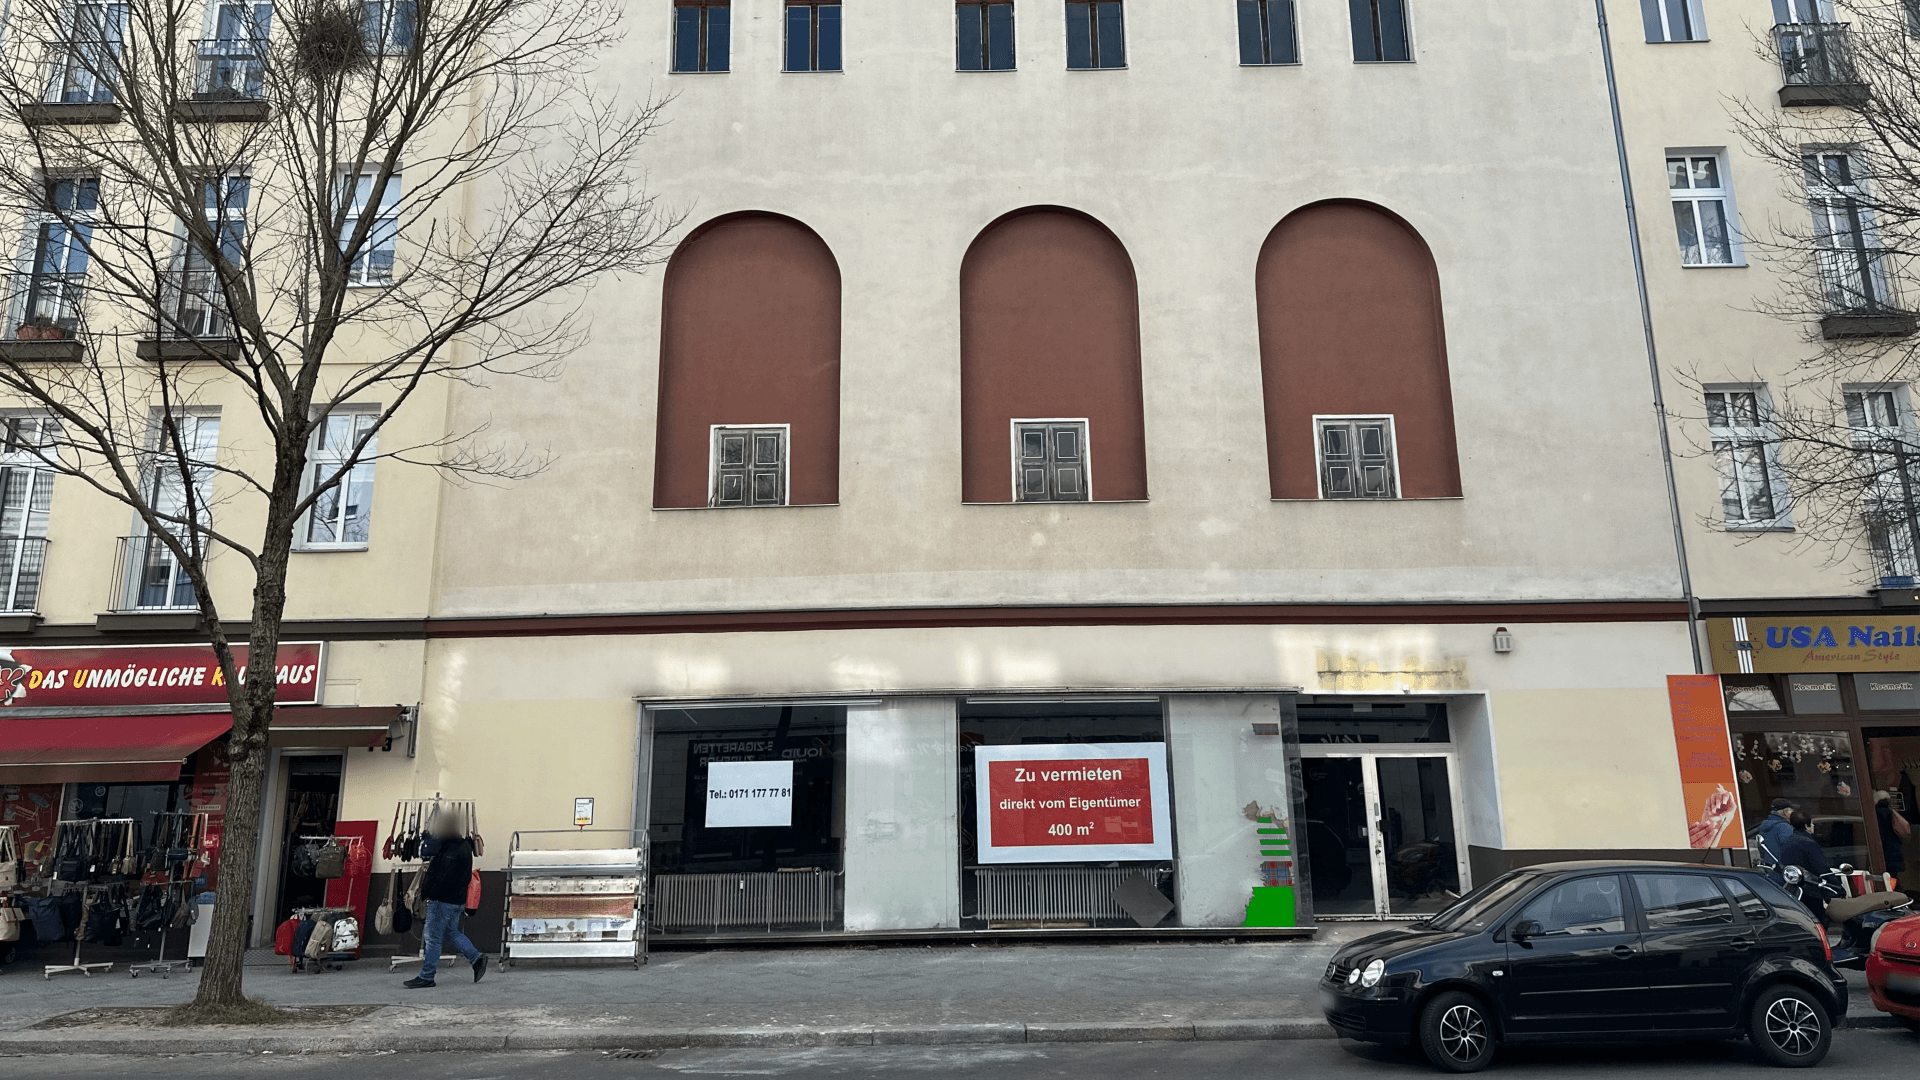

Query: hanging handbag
374;870;397;935
0;905;23;943
116;822;140;876
171;892;195;931
345;838;371;881
52;824;83;879
404;867;426;918
304;916;334;960
465;869;483;915
290;841;319;877
313;841;346;879
0;827;19;890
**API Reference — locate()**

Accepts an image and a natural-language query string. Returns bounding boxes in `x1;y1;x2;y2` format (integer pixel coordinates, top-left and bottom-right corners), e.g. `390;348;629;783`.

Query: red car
1867;912;1920;1031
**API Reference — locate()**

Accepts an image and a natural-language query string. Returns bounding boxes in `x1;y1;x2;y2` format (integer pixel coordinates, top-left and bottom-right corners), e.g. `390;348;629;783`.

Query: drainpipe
1595;0;1704;674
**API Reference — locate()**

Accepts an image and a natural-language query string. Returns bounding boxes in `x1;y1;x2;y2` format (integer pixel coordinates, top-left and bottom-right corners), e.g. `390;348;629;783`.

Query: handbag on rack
0;827;19;890
115;822;140;876
290;841;319;878
374;870;397;935
304;917;334;960
404;867;426;918
313;841;347;879
332;915;360;952
0;904;24;943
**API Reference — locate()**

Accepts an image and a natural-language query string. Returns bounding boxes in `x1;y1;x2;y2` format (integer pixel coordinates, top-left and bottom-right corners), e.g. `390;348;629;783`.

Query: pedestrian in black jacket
403;813;487;988
1780;810;1831;923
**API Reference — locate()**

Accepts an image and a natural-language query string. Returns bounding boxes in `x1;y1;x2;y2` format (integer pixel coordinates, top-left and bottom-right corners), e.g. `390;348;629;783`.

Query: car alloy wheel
1763;997;1821;1058
1440;1004;1488;1062
1420;990;1495;1073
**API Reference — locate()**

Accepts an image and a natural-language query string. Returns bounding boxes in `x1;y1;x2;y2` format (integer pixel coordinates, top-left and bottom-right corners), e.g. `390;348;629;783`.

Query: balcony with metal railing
0;537;50;614
108;534;199;613
175;38;270;123
0;272;87;361
1775;22;1869;108
136;269;241;361
1816;246;1918;339
24;35;124;126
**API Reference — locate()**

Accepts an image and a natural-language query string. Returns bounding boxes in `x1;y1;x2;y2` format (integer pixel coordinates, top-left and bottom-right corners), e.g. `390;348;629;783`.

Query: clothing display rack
384;797;480;972
45;884;115;978
127;812;210;979
499;829;646;970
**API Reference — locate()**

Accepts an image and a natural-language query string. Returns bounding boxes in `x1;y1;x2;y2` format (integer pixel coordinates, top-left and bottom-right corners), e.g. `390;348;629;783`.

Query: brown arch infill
654;211;842;509
1255;199;1463;500
959;206;1150;503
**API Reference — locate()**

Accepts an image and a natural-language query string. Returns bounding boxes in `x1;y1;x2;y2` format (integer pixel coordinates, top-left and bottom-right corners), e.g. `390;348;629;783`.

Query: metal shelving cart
498;829;646;970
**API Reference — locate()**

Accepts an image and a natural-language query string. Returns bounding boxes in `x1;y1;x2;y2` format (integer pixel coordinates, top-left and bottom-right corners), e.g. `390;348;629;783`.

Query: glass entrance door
1304;752;1468;918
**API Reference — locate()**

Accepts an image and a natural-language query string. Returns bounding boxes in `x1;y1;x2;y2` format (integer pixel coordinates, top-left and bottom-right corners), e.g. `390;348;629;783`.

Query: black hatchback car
1320;861;1847;1072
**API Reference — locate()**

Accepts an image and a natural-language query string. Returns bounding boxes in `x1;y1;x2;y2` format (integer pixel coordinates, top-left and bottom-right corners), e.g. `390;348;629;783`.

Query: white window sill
961;499;1151;506
1239;62;1303;68
1269;496;1465;503
1680;262;1749;269
295;543;371;553
653;503;839;512
345;282;393;290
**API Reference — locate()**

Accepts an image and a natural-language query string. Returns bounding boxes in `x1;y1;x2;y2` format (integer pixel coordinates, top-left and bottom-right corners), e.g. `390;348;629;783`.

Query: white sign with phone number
705;760;794;828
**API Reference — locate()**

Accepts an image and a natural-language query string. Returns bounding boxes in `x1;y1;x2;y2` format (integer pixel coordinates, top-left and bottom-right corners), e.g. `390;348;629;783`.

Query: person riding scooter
1779;810;1831;922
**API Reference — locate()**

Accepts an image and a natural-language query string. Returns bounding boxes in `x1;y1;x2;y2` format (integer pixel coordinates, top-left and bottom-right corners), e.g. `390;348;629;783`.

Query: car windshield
1423;870;1542;932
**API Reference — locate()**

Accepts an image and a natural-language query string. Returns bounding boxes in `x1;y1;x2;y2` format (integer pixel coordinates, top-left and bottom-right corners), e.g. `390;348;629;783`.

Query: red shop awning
0;713;233;785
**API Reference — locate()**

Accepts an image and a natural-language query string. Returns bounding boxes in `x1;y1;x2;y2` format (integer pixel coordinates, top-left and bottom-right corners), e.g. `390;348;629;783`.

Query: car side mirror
1511;919;1540;945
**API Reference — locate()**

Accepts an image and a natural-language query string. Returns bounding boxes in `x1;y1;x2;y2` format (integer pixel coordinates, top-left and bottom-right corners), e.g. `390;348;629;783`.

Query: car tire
1418;990;1496;1073
1747;984;1831;1068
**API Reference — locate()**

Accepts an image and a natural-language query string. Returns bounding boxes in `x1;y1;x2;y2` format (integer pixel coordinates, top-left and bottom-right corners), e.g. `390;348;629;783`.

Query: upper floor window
360;0;417;52
1013;420;1089;503
1705;388;1786;528
0;417;57;613
1805;152;1894;314
1066;1;1125;70
10;177;97;343
786;2;842;72
1772;0;1833;26
1316;416;1399;500
197;2;273;100
711;426;788;507
674;0;731;73
1239;1;1299;66
1350;0;1410;63
301;410;378;547
125;412;220;611
1668;152;1739;266
1642;0;1707;43
1846;388;1918;582
169;174;249;339
48;2;126;104
958;1;1016;71
341;170;401;287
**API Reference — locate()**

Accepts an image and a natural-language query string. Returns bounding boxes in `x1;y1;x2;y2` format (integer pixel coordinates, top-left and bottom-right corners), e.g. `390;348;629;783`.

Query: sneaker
403;977;436;989
473;956;489;984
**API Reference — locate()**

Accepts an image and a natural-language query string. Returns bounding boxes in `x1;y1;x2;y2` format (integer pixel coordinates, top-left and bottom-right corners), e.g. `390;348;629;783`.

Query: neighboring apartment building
1607;0;1919;882
3;1;1757;949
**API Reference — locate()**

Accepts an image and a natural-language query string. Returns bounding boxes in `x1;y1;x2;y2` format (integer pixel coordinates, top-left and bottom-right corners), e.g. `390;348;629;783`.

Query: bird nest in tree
291;5;374;78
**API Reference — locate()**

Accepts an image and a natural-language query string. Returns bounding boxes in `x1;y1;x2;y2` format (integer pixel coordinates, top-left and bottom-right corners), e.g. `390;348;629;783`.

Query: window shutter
1320;423;1355;497
1050;424;1087;500
1319;418;1399;500
1013;421;1090;502
1016;424;1050;501
711;426;788;508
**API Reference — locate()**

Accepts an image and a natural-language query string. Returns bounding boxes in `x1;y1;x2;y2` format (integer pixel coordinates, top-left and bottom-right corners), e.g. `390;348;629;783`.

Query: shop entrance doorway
270;754;342;927
1302;751;1468;919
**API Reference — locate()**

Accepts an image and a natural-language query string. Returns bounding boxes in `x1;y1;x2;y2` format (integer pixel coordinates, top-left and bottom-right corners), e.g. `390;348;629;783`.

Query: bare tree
1693;1;1920;585
0;0;674;1011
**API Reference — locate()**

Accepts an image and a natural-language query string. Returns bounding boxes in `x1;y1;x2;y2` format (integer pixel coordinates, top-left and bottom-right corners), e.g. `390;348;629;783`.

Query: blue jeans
419;899;481;981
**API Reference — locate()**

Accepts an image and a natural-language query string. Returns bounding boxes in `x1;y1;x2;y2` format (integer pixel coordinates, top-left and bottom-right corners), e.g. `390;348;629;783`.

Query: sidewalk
0;931;1896;1054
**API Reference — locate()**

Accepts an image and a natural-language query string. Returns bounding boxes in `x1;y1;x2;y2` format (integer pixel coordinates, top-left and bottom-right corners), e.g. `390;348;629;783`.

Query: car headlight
1347;965;1362;985
1871;923;1887;954
1361;959;1387;988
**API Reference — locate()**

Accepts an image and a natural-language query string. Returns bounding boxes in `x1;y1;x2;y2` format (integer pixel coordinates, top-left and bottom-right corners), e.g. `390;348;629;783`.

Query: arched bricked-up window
654;212;841;509
959;208;1148;503
1255;201;1462;500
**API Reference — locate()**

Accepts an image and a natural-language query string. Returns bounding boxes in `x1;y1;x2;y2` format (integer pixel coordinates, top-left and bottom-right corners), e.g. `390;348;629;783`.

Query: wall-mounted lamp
1492;627;1514;654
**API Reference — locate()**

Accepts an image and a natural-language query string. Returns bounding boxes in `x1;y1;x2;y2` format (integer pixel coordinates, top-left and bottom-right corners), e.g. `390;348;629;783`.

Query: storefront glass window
1854;672;1920;711
1787;674;1843;714
1722;677;1782;713
644;705;846;935
1732;730;1865;868
63;781;180;824
958;700;1170;929
1864;730;1920;884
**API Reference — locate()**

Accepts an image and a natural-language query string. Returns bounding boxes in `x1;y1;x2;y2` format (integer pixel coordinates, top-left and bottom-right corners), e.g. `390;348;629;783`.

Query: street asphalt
9;1028;1920;1078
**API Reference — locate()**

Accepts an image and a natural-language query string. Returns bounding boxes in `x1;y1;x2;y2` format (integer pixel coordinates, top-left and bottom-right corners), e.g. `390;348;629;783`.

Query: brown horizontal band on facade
1697;596;1881;617
1;600;1690;646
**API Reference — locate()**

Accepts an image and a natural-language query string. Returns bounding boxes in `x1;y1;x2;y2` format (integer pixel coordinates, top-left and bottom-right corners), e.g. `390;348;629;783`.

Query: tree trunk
190;457;302;1008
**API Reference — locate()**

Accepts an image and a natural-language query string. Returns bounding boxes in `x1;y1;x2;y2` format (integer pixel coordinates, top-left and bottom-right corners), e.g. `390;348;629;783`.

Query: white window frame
10;174;98;338
1772;0;1834;26
1644;0;1708;42
0;414;58;613
295;406;379;551
170;171;250;339
707;423;790;508
1667;149;1745;267
128;410;221;610
1313;413;1402;500
359;0;417;54
1008;417;1093;503
1845;384;1919;581
1704;385;1790;530
339;167;400;288
1806;150;1895;314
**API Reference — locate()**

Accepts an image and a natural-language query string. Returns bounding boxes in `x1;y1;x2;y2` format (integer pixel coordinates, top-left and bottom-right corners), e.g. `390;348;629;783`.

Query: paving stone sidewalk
0;931;1893;1054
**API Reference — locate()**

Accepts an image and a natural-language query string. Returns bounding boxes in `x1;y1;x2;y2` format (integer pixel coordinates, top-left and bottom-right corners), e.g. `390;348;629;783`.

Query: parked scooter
1817;865;1911;970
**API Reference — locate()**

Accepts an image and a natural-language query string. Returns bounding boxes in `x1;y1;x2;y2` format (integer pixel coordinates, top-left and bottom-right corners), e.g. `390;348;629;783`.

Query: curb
0;1018;1337;1055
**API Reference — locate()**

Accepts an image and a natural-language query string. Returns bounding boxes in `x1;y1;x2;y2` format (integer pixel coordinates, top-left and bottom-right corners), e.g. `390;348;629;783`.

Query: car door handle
1612;944;1636;959
1729;939;1753;951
